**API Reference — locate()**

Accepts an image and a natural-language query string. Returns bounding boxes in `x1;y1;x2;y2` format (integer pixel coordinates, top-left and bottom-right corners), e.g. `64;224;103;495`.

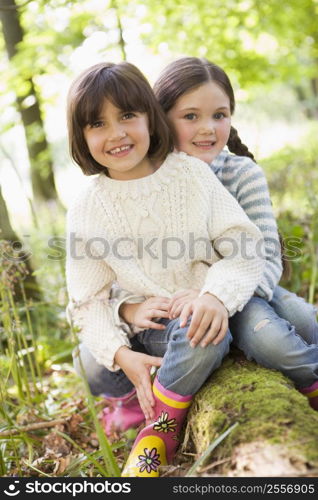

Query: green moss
187;355;318;469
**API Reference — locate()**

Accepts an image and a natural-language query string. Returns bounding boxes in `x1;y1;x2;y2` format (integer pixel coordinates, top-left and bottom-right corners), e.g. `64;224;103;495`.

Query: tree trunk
310;76;318;120
0;185;41;300
183;350;318;476
112;0;127;61
0;0;59;203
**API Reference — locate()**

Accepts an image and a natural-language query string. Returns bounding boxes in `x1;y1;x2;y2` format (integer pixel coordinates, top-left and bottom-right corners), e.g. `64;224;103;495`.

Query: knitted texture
66;152;265;370
211;150;282;300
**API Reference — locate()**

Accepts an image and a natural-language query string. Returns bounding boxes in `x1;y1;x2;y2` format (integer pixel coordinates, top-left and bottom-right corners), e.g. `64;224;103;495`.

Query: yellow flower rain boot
122;377;192;477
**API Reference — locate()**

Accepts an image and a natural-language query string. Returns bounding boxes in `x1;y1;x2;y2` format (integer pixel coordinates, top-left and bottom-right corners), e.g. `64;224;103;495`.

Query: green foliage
263;125;318;213
2;0;317;95
262;124;318;300
0;0;119;82
140;0;318;102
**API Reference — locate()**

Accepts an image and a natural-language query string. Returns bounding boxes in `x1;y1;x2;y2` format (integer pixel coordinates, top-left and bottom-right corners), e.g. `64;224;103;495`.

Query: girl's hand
114;346;163;420
120;297;170;330
168;289;200;319
179;293;229;347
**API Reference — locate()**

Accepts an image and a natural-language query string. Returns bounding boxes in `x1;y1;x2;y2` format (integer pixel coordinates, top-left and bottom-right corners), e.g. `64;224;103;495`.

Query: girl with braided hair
153;56;318;403
115;57;318;413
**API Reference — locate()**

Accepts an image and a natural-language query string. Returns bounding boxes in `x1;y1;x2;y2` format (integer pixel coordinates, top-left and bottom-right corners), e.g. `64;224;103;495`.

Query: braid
227;126;255;161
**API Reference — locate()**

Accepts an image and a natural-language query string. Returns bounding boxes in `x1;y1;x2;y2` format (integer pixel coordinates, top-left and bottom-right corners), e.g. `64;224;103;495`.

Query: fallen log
183;351;318;477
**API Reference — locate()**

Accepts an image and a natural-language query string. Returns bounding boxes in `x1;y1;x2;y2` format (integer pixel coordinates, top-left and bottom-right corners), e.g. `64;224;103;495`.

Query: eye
184;113;197;121
122;112;136;120
213;112;226;120
90;120;104;128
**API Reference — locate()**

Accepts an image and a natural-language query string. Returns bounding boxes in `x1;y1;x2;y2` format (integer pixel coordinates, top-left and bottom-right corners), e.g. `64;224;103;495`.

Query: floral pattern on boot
153;411;177;433
137;448;161;474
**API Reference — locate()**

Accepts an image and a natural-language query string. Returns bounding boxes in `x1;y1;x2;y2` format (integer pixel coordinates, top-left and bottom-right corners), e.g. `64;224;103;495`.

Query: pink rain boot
122;377;192;477
102;388;145;436
299;381;318;411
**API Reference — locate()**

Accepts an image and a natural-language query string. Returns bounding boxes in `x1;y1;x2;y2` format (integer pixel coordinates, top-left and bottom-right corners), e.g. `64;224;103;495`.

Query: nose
108;122;126;141
199;118;215;135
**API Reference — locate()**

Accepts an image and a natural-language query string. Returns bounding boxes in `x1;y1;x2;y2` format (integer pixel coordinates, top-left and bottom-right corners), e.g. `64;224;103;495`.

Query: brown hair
154;57;290;279
153;57;255;161
67;61;173;175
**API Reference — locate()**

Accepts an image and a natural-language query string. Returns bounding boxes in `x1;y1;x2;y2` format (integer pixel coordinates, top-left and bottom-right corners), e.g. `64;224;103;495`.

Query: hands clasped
117;289;229;420
120;289;229;347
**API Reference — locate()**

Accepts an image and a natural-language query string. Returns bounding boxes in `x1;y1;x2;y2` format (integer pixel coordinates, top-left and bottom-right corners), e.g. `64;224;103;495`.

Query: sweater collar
95;151;185;200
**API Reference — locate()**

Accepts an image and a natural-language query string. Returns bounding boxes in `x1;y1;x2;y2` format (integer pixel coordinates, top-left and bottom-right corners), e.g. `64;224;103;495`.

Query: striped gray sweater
211;150;282;300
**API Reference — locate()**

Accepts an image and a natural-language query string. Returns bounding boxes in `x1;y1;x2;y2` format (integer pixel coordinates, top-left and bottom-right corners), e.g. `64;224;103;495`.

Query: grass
0;235;124;477
0;312;124;477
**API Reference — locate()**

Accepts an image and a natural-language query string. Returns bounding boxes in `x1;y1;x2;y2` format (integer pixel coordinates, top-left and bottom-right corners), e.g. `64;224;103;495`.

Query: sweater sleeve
65;204;131;372
110;284;146;334
196;164;265;316
235;162;282;300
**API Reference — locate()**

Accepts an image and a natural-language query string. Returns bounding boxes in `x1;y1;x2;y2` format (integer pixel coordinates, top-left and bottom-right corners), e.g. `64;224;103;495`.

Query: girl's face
84;99;153;180
167;81;231;164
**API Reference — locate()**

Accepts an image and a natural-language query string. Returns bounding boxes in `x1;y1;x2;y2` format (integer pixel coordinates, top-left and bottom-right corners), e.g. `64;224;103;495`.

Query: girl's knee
237;311;290;344
174;323;231;350
292;303;318;343
192;330;232;367
231;298;274;334
238;319;296;365
272;291;318;344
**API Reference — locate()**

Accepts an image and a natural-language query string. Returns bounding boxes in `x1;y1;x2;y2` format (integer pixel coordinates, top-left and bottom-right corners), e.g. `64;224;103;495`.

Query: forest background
0;0;317;478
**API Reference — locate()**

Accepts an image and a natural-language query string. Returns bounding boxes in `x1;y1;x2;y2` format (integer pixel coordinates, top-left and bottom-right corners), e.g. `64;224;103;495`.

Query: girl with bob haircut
66;61;265;476
67;61;172;175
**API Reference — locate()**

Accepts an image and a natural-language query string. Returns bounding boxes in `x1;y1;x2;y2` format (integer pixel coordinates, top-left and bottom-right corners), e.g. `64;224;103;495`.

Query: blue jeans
269;286;318;345
74;286;318;395
73;317;232;397
230;286;318;388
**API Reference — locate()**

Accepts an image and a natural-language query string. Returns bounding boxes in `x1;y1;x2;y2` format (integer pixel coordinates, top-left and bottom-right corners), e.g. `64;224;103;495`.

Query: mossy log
184;351;318;476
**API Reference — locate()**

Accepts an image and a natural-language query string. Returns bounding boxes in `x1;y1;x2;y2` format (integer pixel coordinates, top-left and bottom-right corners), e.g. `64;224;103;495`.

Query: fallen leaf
44;431;71;456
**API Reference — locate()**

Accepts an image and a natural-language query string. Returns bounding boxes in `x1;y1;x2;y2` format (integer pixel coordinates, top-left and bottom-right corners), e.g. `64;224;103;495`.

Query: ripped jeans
230;286;318;388
74;286;318;396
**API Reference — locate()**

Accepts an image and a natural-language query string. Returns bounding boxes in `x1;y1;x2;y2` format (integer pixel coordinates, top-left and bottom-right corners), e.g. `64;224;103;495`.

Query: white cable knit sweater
66;152;265;371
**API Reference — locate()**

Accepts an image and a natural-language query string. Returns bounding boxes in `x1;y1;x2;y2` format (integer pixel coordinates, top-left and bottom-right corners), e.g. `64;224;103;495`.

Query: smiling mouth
193;141;216;148
107;145;133;155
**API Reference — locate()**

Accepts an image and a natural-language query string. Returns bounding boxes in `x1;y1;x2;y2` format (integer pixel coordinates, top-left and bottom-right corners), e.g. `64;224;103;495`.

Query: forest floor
2;357;318;479
1;361;195;477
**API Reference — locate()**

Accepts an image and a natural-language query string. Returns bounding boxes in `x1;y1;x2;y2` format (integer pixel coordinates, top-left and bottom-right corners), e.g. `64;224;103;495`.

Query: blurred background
0;0;317;477
1;0;318;294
